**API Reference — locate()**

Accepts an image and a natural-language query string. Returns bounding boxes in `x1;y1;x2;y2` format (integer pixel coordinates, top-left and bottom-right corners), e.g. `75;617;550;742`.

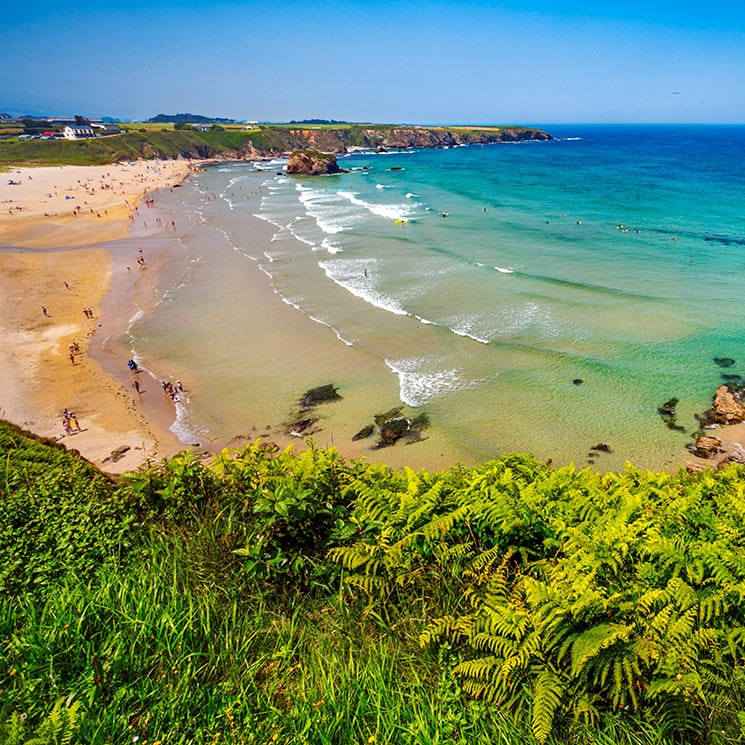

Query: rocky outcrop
690;435;723;459
286;150;342;175
703;385;745;425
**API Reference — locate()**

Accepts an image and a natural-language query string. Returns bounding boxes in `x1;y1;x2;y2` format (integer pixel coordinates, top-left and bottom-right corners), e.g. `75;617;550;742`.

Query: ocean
126;124;745;471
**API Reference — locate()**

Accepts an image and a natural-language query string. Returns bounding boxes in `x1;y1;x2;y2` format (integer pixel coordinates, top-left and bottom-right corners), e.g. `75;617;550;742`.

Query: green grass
4;420;739;744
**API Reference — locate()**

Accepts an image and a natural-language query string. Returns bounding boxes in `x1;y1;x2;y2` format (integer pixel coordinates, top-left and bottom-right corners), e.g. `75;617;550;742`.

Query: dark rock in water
658;397;679;416
374;417;411;448
374;406;404;427
722;373;745;387
573;379;584;386
299;383;341;409
590;443;612;454
714;357;736;368
285;418;317;436
352;424;374;441
657;397;686;431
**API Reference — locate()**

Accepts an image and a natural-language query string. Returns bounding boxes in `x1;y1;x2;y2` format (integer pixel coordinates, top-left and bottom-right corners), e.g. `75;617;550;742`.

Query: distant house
191;123;210;132
62;124;95;140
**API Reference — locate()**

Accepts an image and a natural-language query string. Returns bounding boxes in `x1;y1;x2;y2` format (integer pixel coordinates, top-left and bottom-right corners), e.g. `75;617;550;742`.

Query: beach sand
0;161;196;473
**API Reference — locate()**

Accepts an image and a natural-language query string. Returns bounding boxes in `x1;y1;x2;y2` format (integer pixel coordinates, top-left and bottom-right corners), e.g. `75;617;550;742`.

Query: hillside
0;124;552;167
3;416;745;744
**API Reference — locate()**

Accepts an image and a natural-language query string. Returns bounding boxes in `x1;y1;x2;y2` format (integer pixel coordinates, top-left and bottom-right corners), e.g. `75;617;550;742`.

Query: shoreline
1;157;743;475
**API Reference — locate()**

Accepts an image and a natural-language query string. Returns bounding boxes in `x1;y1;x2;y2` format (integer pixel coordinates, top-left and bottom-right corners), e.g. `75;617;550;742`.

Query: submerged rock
368;407;431;448
299;383;341;409
352;424;374;441
590;443;612;454
714;357;736;368
657;397;686;432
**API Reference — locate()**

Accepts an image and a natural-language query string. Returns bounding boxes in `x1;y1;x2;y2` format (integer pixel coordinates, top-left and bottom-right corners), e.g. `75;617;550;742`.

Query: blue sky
3;0;745;124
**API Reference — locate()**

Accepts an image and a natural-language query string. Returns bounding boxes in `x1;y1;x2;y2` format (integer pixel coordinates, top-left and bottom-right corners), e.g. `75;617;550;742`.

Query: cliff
0;125;553;168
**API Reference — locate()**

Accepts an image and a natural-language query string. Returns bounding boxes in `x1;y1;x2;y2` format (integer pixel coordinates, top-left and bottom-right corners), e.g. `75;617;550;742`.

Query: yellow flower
368;737;376;744
271;732;279;742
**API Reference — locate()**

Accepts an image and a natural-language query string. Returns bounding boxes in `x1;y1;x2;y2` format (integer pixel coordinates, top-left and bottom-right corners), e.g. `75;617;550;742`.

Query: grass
4;420;731;744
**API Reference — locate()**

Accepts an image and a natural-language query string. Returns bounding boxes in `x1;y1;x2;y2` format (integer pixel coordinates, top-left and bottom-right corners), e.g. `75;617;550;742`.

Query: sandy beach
0;160;196;473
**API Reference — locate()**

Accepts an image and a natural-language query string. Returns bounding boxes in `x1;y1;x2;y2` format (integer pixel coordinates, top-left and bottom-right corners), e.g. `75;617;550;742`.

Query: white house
62;124;95;140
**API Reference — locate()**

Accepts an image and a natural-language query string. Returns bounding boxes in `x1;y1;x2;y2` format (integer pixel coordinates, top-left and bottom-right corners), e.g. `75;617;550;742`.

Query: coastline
1;155;743;476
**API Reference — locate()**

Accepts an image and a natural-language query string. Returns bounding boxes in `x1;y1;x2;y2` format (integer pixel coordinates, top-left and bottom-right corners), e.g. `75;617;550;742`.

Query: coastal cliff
245;125;552;158
0;125;552;167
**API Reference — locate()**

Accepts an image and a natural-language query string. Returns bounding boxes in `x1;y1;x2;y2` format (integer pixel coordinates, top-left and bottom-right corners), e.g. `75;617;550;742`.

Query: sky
3;0;745;124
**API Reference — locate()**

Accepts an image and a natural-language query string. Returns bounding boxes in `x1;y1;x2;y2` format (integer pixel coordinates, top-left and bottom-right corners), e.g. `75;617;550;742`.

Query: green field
2;418;745;744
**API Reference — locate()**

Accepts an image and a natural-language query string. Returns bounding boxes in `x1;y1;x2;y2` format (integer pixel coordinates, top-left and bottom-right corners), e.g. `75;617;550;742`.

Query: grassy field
2;418;745;744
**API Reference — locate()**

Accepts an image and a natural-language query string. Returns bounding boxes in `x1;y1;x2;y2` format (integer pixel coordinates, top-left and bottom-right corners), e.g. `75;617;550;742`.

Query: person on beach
69;352;75;366
62;417;73;436
70;412;81;431
41;306;47;317
132;379;141;394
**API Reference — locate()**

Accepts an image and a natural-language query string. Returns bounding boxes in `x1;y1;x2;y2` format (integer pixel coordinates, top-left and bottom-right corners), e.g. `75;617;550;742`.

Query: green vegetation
0;122;549;169
4;418;742;744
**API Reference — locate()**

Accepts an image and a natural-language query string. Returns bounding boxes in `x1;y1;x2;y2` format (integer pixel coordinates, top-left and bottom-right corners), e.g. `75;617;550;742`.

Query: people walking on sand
62;416;73;436
176;380;183;392
64;281;70;290
127;359;139;373
69;352;76;365
132;379;141;394
41;306;47;317
70;412;82;431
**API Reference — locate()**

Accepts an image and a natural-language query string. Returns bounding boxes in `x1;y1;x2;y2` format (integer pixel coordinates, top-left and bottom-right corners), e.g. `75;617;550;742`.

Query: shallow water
127;126;745;471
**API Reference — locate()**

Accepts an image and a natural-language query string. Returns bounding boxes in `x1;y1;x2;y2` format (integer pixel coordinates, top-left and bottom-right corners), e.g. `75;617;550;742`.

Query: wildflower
368;737;376;744
9;668;17;676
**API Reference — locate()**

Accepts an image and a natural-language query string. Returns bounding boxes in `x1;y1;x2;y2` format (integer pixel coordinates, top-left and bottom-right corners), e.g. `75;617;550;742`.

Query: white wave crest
336;190;419;222
385;358;462;406
318;258;408;316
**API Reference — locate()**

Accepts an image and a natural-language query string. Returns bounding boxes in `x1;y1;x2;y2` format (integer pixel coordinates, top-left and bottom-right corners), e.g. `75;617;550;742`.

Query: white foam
318;258;409;316
384;358;463;406
321;237;343;254
495;266;514;274
405;192;418;199
336;190;419;222
376;184;393;189
169;400;209;445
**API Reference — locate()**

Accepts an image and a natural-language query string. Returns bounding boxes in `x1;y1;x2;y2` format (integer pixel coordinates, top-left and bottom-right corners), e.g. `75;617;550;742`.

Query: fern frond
531;668;565;744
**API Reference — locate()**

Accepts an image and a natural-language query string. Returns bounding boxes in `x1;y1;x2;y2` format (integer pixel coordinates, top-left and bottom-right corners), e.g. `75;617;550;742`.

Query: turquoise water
132;125;745;470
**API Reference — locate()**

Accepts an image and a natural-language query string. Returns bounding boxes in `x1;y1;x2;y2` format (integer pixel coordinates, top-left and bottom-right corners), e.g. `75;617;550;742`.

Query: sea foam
384;358;463;406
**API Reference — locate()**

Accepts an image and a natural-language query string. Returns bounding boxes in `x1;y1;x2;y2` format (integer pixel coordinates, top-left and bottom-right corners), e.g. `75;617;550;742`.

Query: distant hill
148;113;237;124
288;119;349;125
